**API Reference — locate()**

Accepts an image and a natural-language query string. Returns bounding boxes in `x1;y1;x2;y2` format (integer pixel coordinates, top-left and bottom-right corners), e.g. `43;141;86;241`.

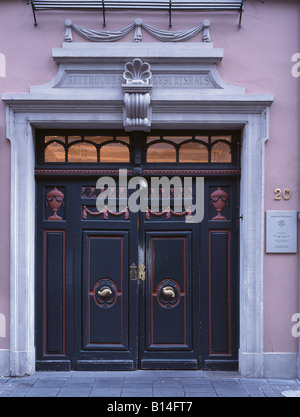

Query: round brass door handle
97;287;112;298
162;286;175;299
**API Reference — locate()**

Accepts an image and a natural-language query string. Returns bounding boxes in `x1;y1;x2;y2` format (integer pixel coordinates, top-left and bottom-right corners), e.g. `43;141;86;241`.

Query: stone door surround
1;41;277;377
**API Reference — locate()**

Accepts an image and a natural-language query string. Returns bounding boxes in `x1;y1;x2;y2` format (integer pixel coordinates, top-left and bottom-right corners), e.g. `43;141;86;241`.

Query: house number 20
274;188;291;201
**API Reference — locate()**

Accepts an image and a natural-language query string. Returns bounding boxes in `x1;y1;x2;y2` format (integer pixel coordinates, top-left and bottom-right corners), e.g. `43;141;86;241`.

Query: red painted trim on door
87;235;124;346
150;236;187;347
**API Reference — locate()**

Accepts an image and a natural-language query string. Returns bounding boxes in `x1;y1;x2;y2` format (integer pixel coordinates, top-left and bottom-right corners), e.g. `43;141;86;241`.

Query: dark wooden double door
36;177;239;371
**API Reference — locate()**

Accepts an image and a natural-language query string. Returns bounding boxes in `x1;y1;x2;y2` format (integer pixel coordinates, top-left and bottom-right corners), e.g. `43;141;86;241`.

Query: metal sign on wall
266;211;298;254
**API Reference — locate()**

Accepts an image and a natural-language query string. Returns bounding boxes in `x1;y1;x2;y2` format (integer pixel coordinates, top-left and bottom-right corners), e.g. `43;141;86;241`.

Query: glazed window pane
211;135;232;143
211;142;232;163
45;142;66;163
45;136;65;144
100;143;130;163
68;142;97;163
147;143;176;162
84;136;113;145
163;136;192;144
179;142;209;163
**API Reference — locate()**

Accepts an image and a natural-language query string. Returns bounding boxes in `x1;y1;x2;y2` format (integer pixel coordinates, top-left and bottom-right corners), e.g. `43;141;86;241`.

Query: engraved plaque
56;71;220;90
152;72;217;89
55;72;123;88
266;211;297;253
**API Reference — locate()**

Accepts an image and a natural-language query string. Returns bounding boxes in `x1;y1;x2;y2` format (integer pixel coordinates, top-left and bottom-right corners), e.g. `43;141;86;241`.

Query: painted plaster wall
0;0;299;356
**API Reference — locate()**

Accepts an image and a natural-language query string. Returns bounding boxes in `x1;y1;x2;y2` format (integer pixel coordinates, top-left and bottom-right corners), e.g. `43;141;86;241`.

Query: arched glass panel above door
100;142;130;163
42;134;130;164
179;141;209;163
38;131;237;166
44;141;66;163
146;134;233;164
68;142;97;163
211;142;232;163
147;142;176;163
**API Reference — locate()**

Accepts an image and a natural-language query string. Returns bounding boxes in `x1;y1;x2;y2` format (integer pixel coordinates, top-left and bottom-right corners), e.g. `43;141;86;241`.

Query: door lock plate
138;263;146;281
130;263;138;281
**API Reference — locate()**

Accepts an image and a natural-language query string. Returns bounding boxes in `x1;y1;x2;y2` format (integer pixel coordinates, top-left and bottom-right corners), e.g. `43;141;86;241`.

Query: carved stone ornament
64;18;211;44
122;58;153;131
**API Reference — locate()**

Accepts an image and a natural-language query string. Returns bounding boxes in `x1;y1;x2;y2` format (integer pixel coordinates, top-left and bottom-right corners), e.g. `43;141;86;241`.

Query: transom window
146;134;232;163
43;134;130;163
36;131;238;166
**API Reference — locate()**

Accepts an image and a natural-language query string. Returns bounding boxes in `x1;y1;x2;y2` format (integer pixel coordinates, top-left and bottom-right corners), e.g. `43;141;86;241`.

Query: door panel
209;230;231;355
44;230;66;355
74;180;138;370
200;179;239;370
147;233;191;349
82;231;129;350
139;222;201;369
36;175;239;371
36;180;74;371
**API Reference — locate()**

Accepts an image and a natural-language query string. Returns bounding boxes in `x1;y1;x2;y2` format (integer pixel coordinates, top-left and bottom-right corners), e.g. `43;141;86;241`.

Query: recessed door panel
44;230;66;355
147;234;192;349
82;232;129;350
209;230;231;355
138;225;200;369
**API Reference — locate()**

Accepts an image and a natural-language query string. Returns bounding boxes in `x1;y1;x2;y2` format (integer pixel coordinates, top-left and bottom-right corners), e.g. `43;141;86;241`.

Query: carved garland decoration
82;205;130;220
145;206;192;220
64;18;211;43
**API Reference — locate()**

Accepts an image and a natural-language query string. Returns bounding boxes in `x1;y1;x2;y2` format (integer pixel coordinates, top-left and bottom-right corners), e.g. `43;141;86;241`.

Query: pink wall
0;0;299;352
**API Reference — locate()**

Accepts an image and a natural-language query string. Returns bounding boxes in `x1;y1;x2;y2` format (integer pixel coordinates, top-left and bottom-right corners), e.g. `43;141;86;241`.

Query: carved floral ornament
122;58;153;131
123;59;152;85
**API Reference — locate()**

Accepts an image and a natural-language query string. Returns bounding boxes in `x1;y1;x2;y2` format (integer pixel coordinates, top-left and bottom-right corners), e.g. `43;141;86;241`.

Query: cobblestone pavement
0;371;299;398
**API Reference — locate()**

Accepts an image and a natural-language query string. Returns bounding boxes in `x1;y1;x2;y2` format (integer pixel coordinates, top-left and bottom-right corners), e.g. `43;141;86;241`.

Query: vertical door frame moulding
2;42;274;377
